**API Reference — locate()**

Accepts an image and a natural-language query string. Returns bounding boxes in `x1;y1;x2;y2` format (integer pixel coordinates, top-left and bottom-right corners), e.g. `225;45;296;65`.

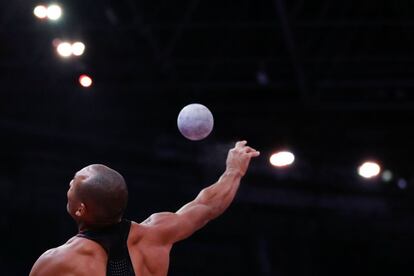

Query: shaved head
70;164;128;225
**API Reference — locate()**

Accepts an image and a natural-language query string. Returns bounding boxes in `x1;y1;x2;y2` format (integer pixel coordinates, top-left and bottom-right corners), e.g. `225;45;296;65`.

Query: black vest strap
77;219;136;276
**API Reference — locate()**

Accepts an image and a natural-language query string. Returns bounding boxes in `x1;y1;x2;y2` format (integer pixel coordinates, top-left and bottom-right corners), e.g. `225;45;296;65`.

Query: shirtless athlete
29;141;260;276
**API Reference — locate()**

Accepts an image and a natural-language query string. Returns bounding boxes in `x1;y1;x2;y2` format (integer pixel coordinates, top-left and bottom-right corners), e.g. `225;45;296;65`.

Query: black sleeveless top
77;219;136;276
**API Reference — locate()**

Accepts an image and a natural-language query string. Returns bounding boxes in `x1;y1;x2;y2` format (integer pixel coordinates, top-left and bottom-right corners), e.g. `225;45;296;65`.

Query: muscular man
30;141;260;276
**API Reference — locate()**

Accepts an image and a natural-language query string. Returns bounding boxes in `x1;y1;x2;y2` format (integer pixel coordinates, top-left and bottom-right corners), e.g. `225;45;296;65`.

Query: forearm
195;169;243;219
168;142;258;243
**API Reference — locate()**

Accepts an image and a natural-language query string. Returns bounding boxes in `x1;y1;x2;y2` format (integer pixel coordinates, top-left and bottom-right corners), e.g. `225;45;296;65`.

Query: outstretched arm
142;141;260;244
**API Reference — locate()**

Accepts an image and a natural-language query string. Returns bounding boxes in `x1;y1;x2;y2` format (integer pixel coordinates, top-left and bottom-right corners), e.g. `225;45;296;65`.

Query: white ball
177;103;214;141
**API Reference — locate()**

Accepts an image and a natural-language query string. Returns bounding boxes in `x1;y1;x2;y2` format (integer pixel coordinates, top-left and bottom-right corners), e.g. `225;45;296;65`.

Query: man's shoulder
128;221;145;243
128;217;176;247
45;236;104;258
30;237;106;276
36;239;77;265
29;245;72;276
128;220;162;245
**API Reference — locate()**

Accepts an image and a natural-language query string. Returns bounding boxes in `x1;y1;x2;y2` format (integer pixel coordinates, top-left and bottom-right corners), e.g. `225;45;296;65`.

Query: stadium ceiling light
47;4;62;20
34;5;48;19
270;151;295;168
79;74;93;88
56;42;72;58
358;161;381;179
72;42;86;56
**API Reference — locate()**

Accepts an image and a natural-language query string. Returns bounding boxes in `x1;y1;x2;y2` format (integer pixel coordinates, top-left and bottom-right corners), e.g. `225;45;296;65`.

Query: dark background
1;0;414;275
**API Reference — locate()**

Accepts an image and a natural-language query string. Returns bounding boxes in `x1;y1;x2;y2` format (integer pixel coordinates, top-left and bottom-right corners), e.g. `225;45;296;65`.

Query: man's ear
75;203;86;217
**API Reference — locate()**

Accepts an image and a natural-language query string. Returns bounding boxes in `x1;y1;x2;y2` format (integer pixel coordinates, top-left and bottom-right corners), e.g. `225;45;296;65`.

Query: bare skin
30;141;260;276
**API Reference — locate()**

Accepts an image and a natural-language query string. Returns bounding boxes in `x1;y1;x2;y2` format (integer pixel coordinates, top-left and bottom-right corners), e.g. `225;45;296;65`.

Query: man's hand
226;141;260;177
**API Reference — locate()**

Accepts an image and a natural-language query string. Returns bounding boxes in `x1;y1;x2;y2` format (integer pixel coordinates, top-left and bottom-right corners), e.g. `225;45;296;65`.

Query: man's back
30;221;172;276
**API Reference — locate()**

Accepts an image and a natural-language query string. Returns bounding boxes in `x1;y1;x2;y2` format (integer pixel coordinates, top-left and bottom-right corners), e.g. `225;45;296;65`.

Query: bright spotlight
56;42;72;58
34;5;48;19
72;42;85;56
358;161;381;179
47;4;62;20
270;151;295;167
79;74;93;88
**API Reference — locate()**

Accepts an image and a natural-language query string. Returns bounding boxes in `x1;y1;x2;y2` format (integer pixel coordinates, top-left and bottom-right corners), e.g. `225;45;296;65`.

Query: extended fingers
234;141;260;157
235;140;247;148
242;146;257;153
248;151;260;158
244;146;260;157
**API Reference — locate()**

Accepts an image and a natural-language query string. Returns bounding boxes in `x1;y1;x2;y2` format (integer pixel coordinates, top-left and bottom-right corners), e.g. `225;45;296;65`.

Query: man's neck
77;221;90;232
77;218;122;232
